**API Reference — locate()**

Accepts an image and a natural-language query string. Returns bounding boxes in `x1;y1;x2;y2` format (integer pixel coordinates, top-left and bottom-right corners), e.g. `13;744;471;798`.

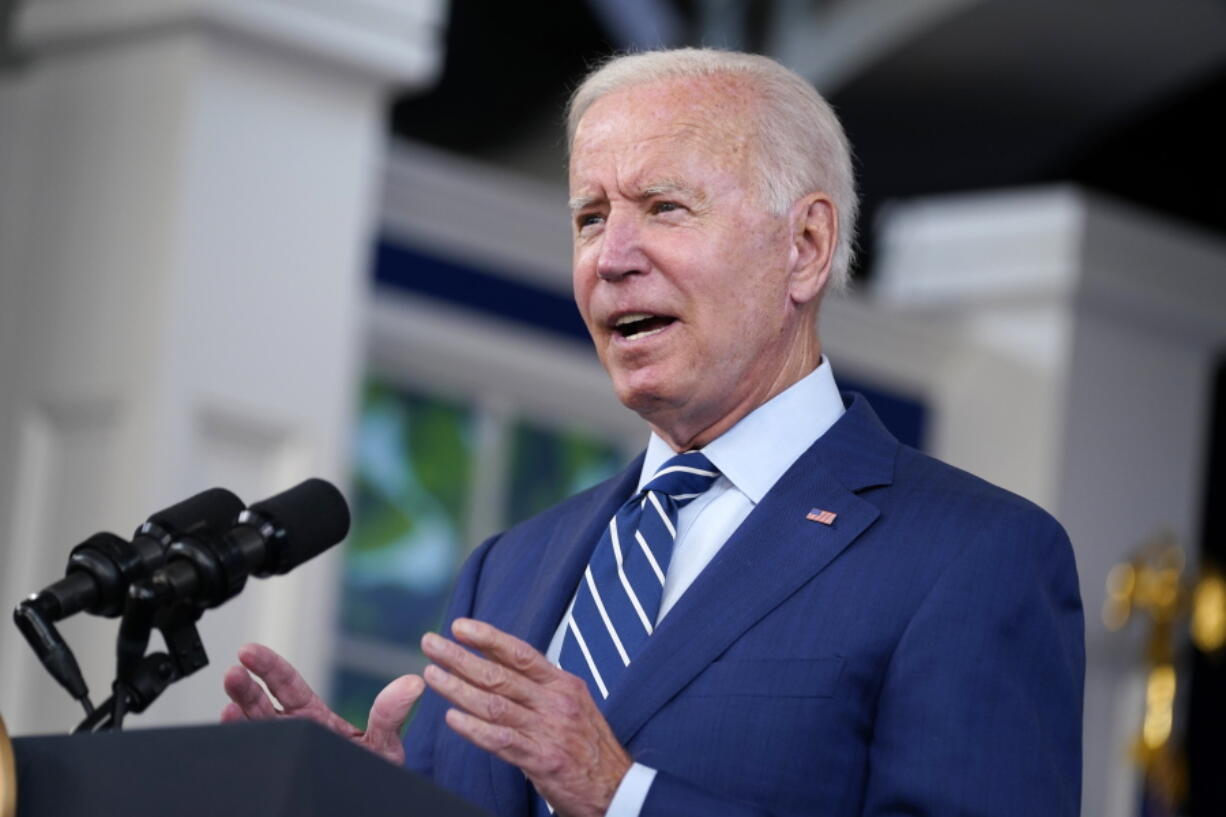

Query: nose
595;209;648;282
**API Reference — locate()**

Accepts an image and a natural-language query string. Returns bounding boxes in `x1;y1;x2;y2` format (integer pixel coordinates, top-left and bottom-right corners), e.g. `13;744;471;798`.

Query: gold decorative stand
0;712;16;817
1103;532;1226;811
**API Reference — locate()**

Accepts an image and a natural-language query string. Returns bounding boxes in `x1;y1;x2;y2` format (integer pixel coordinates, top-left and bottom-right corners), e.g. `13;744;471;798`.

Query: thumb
363;674;425;763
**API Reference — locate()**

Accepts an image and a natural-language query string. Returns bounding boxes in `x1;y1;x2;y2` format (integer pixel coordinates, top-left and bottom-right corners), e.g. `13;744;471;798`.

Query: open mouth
613;313;677;341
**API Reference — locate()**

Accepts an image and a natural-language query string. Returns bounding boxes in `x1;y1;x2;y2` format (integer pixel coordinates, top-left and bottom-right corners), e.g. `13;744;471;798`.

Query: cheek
692;282;788;367
572;270;596;323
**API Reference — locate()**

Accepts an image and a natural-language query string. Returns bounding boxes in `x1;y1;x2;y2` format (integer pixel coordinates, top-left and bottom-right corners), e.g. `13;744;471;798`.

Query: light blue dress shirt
543;359;846;816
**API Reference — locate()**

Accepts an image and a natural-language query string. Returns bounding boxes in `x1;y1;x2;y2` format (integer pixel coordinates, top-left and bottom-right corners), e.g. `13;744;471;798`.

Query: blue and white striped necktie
558;451;721;703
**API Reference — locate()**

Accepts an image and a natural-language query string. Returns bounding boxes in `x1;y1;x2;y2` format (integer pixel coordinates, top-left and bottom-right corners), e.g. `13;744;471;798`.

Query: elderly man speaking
223;49;1084;817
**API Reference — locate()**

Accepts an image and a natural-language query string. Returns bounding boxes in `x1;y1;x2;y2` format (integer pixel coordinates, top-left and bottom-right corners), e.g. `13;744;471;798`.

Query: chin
610;372;679;418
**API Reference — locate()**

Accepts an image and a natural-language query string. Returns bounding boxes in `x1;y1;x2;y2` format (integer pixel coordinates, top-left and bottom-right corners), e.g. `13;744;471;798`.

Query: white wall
0;0;443;735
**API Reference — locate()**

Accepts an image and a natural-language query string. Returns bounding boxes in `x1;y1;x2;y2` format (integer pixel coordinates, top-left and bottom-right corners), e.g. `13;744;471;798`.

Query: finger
222;663;279;720
237;642;320;712
421;632;534;706
423;664;533;728
444;707;525;763
220;701;246;723
451;618;557;684
362;674;425;761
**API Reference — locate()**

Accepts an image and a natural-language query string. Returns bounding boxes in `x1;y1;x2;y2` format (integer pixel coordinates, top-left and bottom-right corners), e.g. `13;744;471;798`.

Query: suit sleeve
402;533;500;778
640;506;1084;817
860;507;1084;816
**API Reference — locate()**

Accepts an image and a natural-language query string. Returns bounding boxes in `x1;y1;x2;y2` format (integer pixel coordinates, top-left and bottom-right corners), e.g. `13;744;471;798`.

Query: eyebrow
568;180;707;214
568;194;600;214
640;180;696;199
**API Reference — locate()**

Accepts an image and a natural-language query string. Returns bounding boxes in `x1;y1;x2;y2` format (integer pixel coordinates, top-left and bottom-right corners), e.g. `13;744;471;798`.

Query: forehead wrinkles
570;78;760;199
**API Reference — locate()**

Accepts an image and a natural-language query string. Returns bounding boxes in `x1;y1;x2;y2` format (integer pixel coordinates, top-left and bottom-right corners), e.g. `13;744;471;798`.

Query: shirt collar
639;357;845;503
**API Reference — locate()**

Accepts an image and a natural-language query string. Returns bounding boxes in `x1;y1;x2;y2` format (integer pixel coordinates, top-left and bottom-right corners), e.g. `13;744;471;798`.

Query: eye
576;212;605;231
650;201;683;215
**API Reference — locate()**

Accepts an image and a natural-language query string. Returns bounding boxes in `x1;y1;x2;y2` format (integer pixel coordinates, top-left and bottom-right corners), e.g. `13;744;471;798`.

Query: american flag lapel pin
806;508;837;525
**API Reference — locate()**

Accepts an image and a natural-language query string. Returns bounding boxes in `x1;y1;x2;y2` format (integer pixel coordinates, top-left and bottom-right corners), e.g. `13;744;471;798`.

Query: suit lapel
512;452;645;650
483;453;644;817
602;394;897;744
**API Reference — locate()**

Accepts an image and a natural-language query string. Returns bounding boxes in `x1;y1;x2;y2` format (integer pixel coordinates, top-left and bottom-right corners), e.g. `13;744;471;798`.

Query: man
223;49;1084;817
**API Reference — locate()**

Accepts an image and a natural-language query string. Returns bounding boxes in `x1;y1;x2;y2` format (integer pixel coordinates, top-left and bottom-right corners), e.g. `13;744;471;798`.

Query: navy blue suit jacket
404;395;1085;816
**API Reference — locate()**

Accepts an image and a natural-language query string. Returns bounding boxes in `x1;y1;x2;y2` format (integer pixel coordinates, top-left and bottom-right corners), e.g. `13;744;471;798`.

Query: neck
650;334;822;452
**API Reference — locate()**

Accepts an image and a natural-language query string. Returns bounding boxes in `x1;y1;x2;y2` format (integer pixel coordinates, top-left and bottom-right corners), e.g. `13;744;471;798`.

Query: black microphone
19;488;245;622
107;479;349;727
13;487;245;709
131;478;350;611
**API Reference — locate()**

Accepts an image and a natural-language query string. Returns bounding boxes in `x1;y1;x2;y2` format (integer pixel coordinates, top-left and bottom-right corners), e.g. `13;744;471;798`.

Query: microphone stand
77;585;209;733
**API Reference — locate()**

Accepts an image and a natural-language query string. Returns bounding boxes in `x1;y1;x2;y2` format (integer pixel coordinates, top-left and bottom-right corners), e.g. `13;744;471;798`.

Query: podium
10;719;492;816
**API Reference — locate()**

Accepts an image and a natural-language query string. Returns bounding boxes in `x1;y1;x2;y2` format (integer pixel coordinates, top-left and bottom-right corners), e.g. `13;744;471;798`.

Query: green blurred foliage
506;420;624;525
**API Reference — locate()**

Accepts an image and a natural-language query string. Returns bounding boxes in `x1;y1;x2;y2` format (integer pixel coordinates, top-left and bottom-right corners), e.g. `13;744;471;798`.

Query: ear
786;193;837;306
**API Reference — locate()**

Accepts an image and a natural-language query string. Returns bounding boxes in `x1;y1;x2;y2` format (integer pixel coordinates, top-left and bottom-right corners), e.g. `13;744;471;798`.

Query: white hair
566;48;859;292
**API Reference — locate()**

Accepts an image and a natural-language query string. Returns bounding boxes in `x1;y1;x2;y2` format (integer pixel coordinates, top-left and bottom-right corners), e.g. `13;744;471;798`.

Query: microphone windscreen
248;478;351;574
146;487;245;537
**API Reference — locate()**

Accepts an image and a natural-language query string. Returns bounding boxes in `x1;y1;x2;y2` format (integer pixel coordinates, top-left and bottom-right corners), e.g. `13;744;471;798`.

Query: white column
865;186;1226;817
0;0;444;734
865;187;1086;510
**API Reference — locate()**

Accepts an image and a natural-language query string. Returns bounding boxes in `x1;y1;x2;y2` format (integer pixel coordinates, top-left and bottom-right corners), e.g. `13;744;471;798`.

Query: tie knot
642;451;720;506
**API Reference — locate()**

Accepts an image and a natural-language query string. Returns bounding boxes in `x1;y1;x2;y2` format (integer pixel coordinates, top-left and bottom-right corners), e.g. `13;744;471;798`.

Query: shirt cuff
605;762;657;817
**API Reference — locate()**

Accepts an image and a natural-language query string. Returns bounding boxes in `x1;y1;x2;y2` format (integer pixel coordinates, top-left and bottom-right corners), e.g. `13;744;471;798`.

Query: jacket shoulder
892;443;1064;530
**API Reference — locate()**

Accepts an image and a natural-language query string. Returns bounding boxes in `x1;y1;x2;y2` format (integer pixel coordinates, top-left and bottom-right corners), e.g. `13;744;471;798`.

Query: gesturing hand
221;643;424;766
421;618;632;817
